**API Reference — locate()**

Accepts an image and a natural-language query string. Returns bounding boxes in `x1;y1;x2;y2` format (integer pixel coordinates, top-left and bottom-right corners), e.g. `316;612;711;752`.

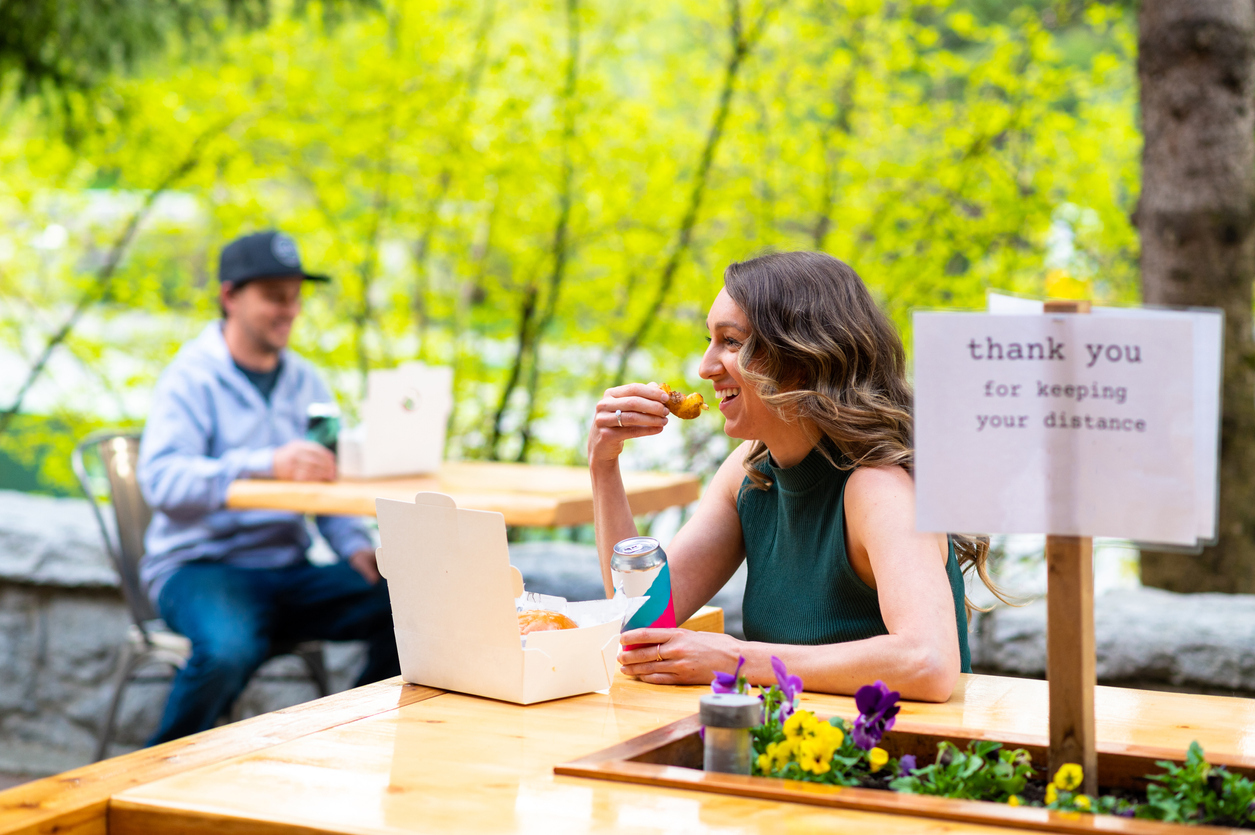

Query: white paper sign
1091;307;1223;543
987;294;1224;543
914;313;1197;544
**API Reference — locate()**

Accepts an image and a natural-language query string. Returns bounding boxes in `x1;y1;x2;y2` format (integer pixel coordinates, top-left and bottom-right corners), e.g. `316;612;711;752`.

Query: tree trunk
1138;0;1255;592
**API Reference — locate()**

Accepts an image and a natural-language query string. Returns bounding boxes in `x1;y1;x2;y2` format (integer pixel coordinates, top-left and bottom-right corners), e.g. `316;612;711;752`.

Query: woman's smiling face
699;288;817;467
699;288;774;441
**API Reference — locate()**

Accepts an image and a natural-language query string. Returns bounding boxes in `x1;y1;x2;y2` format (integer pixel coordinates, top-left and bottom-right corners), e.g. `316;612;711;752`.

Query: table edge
0;679;442;835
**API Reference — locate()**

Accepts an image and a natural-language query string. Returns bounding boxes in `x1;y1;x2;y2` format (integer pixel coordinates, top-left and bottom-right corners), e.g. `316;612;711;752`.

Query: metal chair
73;430;331;761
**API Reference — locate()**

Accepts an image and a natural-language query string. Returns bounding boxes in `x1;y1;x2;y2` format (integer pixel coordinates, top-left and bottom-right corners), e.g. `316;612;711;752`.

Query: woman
589;251;996;701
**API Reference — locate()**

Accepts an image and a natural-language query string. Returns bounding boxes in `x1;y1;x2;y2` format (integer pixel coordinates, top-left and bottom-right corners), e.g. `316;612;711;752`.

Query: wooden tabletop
225;461;702;527
0;678;443;835
102;674;1255;835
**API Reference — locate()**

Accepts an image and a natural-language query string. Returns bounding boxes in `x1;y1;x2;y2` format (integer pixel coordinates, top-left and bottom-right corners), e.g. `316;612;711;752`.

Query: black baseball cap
218;231;330;287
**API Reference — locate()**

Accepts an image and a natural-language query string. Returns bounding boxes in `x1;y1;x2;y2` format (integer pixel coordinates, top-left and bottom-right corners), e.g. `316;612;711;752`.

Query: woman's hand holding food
587;382;671;466
617;627;746;685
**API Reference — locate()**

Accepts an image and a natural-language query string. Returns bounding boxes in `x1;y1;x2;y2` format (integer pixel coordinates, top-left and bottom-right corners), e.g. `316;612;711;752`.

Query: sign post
913;297;1220;797
1041;299;1098;795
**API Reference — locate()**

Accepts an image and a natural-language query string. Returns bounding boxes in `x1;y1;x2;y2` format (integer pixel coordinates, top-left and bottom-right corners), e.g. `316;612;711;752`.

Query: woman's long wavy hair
723;251;1006;618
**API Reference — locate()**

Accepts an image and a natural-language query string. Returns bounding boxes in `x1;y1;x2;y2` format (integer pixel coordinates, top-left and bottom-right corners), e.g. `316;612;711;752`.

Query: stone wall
970;587;1255;696
0;490;366;776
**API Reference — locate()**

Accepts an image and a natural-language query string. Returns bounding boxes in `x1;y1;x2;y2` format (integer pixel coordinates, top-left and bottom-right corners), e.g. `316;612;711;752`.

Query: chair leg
296;644;331;698
95;643;146;763
227;691;247;725
225;643;331;724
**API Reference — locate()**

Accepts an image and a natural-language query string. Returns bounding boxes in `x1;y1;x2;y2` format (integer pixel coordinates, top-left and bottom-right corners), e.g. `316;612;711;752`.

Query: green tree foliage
0;0;1139;492
0;0;376;97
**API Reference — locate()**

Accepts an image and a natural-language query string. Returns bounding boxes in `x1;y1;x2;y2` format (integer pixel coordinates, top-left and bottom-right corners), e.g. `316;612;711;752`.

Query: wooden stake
1045;535;1097;794
1042;298;1097;796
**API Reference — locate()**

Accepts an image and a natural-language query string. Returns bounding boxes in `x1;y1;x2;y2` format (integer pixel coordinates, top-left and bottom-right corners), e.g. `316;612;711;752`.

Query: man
138;230;398;745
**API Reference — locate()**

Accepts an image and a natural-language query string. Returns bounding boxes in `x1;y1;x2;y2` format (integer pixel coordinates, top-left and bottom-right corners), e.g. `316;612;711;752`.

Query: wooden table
8;673;1253;835
226;461;701;527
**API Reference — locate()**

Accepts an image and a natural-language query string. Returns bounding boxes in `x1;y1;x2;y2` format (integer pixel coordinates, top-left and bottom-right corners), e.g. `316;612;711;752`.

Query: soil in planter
857;772;895;793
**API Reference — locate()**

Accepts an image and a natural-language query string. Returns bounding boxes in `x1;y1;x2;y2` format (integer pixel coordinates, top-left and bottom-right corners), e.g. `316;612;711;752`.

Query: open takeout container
375;492;627;704
339;362;453;478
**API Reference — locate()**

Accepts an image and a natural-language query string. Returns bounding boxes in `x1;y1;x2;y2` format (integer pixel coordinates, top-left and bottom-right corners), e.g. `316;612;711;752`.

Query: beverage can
305;402;341;453
612;536;677;633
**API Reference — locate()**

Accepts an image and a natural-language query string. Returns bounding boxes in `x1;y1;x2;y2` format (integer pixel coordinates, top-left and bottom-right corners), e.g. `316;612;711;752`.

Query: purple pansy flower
711;656;747;694
852;680;901;750
897;754;917;777
771;656;803;720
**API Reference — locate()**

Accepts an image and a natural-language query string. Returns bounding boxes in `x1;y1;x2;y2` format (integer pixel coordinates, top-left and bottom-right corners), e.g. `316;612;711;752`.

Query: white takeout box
375;491;625;704
338;362;453;479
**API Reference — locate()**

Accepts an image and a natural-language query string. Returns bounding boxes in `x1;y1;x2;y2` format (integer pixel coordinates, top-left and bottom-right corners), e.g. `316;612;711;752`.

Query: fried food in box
517;609;579;635
660;383;709;420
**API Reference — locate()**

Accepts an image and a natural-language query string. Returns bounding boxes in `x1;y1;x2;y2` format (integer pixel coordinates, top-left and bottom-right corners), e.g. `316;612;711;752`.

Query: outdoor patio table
7;673;1255;835
225;460;702;527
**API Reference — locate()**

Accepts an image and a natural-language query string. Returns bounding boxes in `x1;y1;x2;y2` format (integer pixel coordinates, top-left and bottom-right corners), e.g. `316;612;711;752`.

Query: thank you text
913;313;1197;545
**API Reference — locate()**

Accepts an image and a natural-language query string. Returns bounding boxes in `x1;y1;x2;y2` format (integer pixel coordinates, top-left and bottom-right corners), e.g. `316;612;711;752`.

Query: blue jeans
149;559;399;745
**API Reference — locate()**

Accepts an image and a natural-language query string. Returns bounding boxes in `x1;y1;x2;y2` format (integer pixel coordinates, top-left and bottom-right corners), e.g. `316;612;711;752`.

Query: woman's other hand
588;382;670;467
617;628;744;685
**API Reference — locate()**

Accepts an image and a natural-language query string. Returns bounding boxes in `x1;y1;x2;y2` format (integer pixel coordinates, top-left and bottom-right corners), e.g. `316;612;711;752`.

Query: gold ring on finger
656;644;663;663
616;409;623;428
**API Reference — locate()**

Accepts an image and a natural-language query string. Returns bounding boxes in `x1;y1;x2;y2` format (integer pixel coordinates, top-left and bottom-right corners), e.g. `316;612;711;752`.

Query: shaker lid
699;693;762;728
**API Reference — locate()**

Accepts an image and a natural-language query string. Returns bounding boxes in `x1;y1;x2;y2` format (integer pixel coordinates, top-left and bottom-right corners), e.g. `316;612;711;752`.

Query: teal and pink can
611;536;676;644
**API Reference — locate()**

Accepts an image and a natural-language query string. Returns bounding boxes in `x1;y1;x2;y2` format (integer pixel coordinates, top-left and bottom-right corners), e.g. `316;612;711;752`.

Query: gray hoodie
138;322;371;605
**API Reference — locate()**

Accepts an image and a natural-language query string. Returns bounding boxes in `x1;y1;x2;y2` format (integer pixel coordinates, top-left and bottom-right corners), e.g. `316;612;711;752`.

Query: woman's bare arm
589;383;671;595
590;383;749;617
620;464;963;702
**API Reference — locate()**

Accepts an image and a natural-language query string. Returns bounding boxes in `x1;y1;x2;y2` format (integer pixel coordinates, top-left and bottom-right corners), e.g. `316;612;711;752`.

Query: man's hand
273;440;336;482
349;547;381;584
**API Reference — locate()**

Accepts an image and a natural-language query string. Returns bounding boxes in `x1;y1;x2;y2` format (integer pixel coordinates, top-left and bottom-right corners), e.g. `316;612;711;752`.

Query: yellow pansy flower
757;753;772;773
766;713;846;776
783;710;823;741
1007;795;1021;807
768;739;795;770
798;738;830;773
1074;795;1091;811
868;747;889;773
782;714;801;739
1053;763;1083;792
1045;784;1058;805
798;744;831;775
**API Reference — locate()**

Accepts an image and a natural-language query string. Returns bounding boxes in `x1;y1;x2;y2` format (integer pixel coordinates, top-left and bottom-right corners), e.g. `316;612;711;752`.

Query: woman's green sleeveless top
736;446;972;672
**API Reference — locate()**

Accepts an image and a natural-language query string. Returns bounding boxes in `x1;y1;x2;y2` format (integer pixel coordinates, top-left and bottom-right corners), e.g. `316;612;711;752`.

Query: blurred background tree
0;0;376;100
0;0;1140;518
1137;0;1255;593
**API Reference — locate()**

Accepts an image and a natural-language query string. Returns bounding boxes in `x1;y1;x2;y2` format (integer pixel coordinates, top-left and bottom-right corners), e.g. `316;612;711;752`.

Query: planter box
556;714;1255;834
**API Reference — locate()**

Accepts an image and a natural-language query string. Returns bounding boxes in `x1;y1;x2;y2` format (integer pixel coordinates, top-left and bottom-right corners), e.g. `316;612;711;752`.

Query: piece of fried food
660;383;709;420
518;610;579;635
